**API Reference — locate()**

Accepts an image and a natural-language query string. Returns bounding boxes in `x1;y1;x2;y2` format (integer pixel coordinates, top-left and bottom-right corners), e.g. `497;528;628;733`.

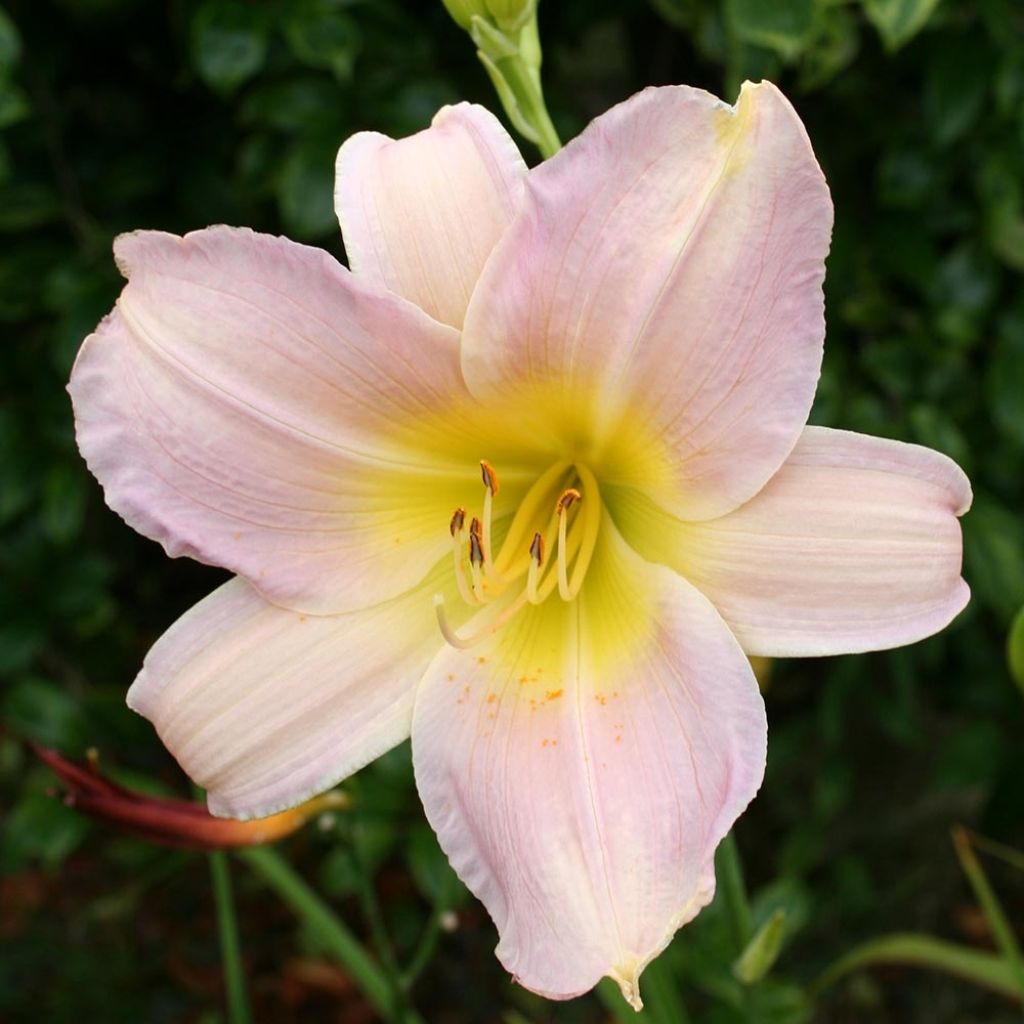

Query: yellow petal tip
610;962;644;1012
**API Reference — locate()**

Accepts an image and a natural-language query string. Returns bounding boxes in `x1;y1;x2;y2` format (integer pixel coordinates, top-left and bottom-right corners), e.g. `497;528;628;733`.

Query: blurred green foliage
0;0;1022;1021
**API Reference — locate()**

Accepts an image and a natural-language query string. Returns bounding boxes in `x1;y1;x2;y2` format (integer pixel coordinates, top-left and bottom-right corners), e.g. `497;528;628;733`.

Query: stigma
435;460;601;649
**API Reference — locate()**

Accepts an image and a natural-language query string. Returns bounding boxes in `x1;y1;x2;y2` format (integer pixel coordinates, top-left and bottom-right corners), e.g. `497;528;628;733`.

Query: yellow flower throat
434;459;602;648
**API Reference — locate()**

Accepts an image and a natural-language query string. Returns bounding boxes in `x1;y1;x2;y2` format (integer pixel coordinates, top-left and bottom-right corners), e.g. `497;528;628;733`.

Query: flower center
434;459;602;648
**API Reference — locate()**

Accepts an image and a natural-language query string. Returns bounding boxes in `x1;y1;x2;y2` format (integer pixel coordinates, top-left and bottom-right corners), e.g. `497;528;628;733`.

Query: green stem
496;55;561;158
350;843;412;1021
716;832;754;950
952;827;1024;1000
810;932;1024;1002
209;851;253;1024
239;847;424;1023
401;909;445;990
716;831;760;1019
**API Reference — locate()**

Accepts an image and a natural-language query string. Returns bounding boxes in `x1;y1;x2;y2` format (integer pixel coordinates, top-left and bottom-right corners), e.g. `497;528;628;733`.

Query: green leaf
41;464;87;545
0;6;20;71
726;0;813;60
0;792;90;871
191;0;268;95
0;183;62;234
1009;605;1024;695
277;140;339;240
988;310;1024;447
2;676;90;749
0;82;29;128
797;5;859;91
407;824;467;910
952;827;1024;1000
862;0;940;51
812;932;1024;1000
283;6;362;80
964;498;1024;620
924;33;991;147
734;909;787;984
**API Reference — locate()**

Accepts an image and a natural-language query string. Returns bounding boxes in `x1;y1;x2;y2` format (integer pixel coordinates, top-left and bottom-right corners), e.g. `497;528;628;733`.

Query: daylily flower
32;744;348;849
68;83;970;1006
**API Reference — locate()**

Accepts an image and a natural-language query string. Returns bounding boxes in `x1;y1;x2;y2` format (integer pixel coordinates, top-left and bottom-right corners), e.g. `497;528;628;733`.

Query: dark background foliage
0;0;1022;1021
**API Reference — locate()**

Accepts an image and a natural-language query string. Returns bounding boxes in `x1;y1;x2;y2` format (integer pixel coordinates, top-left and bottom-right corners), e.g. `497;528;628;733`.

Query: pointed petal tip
610;963;644;1012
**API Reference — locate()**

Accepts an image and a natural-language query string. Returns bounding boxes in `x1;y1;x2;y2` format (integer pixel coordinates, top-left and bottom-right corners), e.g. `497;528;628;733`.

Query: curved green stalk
239;846;425;1024
811;932;1023;1002
209;850;253;1024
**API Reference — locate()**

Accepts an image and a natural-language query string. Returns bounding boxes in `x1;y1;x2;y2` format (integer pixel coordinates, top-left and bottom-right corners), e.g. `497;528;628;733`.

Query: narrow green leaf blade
812;932;1023;1001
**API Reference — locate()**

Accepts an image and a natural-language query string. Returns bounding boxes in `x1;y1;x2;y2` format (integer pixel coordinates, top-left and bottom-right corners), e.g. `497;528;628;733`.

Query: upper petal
412;518;766;1004
617;426;972;657
461;81;833;520
69;227;483;615
335;102;527;329
129;572;445;819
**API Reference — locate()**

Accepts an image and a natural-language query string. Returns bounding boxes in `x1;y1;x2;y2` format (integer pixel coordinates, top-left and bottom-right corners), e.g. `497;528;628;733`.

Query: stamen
557;488;581;514
493;460;571;575
434;592;529;650
556;488;582;600
468;518;486;601
565;466;601;600
479;460;499;579
527;532;545;604
479;460;500;496
436;461;602;650
449;507;466;537
448;507;476;606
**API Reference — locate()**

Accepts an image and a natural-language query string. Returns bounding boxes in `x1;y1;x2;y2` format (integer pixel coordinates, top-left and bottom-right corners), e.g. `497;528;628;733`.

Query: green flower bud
485;0;535;30
440;0;491;30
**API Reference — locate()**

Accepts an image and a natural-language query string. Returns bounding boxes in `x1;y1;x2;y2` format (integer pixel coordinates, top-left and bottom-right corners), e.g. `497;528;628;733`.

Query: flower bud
440;0;491;30
485;0;535;30
33;744;349;850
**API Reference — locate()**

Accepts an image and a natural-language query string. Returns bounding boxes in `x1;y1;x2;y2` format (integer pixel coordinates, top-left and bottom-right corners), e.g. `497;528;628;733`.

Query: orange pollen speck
545;689;564;701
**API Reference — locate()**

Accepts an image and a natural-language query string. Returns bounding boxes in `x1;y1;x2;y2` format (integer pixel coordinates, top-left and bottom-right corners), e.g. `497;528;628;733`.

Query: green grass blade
209;851;253;1024
811;932;1023;1001
952;826;1024;1000
238;846;421;1022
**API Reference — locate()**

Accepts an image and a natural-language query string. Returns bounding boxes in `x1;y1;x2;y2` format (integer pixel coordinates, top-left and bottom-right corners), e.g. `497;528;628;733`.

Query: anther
467;516;487;601
480;459;500;496
449;507;466;537
449;506;477;606
529;532;545;566
527;532;545;605
468;524;485;566
556;490;581;600
557;488;581;514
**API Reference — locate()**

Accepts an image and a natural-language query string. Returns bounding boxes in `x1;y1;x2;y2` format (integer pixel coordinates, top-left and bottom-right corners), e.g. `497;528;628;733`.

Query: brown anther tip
480;459;500;496
468;529;485;566
449;507;466;537
469;516;482;539
557;488;582;513
529;532;545;565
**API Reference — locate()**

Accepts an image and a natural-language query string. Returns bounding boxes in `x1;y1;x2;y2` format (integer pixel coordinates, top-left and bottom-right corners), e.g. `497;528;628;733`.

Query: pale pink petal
619;426;972;657
461;81;832;520
335;103;526;328
69;227;485;616
412;520;766;1004
128;574;445;819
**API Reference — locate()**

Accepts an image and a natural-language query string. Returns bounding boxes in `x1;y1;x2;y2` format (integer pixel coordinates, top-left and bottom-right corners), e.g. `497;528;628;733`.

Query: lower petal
616;426;972;657
129;573;446;819
411;520;766;1004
